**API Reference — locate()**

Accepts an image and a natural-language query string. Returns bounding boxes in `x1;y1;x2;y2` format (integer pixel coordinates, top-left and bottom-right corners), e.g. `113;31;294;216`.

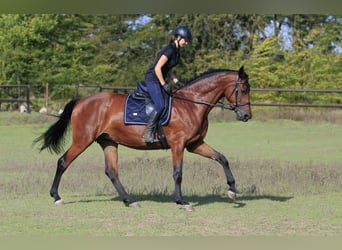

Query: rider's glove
163;83;172;95
175;81;185;88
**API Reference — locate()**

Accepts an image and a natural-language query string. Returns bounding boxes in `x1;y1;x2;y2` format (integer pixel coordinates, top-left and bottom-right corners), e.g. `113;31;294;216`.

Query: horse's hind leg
97;135;138;207
50;143;90;204
187;141;237;200
50;154;66;204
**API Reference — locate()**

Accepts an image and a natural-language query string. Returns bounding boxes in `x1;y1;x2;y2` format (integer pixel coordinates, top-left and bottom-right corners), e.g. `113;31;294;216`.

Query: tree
0;14;341;108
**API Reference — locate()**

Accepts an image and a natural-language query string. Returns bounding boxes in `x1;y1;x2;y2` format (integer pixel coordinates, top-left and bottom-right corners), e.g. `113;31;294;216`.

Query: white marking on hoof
180;204;194;212
227;190;236;201
54;199;64;205
129;202;141;208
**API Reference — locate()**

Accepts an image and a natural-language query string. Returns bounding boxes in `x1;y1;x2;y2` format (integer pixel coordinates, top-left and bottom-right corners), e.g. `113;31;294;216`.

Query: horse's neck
181;78;226;103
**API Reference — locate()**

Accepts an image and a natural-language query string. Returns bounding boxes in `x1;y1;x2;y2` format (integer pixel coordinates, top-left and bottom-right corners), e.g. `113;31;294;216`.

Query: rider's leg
142;109;159;143
143;80;165;143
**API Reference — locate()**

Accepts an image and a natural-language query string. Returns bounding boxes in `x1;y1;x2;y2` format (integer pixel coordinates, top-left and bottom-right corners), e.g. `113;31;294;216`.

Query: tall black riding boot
142;110;159;143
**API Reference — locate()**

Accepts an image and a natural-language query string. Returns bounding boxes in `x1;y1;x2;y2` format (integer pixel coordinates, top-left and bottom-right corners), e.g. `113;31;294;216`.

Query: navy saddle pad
124;94;172;126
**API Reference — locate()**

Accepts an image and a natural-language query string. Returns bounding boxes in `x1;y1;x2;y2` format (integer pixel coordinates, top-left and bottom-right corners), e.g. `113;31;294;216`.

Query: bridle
226;76;251;110
173;76;250;111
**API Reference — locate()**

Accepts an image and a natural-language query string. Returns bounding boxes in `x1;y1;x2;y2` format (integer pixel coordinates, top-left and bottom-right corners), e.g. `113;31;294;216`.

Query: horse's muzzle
236;108;252;122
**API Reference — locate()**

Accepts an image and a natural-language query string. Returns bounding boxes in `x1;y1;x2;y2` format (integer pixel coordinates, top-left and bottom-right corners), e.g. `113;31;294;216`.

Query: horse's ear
238;66;244;77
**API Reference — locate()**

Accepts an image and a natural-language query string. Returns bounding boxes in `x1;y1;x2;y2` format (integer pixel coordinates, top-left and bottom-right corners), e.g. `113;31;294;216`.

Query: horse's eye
241;89;247;95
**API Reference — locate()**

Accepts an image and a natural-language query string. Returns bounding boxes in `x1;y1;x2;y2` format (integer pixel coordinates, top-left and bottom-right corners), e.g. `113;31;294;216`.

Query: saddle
124;82;172;148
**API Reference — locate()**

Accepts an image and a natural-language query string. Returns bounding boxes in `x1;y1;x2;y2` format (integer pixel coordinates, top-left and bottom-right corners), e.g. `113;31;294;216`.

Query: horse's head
225;66;252;122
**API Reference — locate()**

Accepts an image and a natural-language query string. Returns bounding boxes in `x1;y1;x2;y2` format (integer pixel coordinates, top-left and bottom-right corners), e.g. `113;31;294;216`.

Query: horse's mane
186;69;238;86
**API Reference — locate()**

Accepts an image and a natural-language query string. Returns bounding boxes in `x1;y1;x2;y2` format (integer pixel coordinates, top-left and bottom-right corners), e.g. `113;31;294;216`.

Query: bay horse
35;66;252;211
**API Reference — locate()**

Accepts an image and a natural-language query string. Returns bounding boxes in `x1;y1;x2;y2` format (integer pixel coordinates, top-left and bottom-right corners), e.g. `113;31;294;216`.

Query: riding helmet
174;26;192;42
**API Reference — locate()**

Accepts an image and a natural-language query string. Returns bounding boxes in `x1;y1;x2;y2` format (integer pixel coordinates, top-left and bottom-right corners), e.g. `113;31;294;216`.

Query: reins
173;94;235;110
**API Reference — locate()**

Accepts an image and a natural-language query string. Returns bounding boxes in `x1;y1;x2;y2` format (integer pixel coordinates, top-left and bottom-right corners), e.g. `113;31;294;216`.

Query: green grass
0;111;341;236
0;193;341;236
205;119;342;162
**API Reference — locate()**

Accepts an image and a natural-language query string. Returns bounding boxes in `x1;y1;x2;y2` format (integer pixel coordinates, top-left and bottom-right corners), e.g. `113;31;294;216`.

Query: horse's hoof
54;199;64;205
180;204;194;212
129;201;141;208
227;190;236;201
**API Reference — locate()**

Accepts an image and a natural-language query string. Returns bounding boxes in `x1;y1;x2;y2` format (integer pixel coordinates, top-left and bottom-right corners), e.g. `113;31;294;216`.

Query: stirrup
142;133;159;144
142;133;154;143
143;138;160;144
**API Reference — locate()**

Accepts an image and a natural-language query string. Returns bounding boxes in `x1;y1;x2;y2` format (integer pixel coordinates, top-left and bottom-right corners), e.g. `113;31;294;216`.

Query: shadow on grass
182;194;292;208
65;193;293;208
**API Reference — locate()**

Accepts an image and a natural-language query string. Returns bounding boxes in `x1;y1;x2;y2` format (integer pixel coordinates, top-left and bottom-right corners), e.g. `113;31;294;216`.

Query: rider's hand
175;81;185;88
163;83;172;95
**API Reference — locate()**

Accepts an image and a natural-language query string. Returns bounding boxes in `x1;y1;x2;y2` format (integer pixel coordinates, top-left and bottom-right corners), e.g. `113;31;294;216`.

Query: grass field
0;110;341;236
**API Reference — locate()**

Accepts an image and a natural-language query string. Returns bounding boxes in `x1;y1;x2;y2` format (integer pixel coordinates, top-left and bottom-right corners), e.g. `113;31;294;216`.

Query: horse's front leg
171;147;194;211
187;141;237;200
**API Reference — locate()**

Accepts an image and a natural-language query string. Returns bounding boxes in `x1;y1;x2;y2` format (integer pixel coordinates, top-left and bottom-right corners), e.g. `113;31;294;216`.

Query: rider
142;25;192;143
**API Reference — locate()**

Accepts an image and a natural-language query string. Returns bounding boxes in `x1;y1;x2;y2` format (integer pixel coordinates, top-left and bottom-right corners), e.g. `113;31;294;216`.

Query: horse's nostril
240;112;251;122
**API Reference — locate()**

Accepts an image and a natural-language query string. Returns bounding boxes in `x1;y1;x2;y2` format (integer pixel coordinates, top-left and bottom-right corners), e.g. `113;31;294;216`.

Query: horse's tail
34;99;79;154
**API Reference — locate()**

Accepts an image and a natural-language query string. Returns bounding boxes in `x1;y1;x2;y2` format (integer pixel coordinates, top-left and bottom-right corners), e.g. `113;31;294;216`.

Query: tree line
0;14;341;106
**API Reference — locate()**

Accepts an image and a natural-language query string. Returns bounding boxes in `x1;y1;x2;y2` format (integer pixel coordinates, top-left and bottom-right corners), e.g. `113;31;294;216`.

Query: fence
250;88;342;108
0;85;31;112
1;84;342;112
78;85;342;109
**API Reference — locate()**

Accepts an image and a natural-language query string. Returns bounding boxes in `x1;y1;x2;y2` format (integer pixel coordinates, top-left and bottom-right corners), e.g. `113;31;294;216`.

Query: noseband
173;76;250;111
